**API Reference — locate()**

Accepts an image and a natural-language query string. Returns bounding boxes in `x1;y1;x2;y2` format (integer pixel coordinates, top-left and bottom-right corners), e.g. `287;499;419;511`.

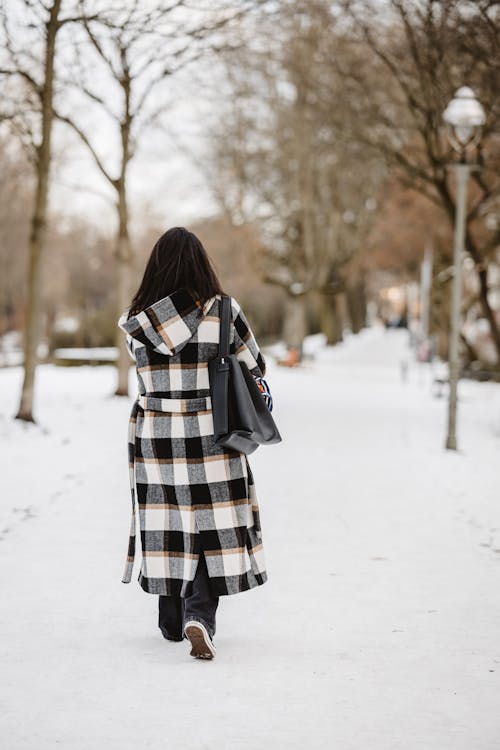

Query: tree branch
54;109;117;186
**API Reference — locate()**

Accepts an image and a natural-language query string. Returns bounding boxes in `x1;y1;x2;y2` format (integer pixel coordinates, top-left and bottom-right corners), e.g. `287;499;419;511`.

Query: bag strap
219;295;231;358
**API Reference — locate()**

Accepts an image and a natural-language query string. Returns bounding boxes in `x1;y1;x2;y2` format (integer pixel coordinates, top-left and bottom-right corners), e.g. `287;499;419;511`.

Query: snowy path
1;328;499;749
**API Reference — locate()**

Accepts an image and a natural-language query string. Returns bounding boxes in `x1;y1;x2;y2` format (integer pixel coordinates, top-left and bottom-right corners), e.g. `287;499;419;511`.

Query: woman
118;227;268;660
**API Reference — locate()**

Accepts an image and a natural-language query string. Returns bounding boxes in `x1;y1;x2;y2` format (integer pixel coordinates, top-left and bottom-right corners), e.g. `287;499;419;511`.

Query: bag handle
219;295;231;358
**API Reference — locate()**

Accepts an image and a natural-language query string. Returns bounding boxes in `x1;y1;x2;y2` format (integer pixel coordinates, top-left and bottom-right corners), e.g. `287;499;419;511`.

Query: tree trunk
114;183;133;396
16;0;61;422
318;292;343;345
460;332;479;365
346;281;367;334
283;295;307;352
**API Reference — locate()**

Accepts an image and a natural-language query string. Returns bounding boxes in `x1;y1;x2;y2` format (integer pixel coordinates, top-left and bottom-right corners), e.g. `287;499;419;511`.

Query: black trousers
158;552;219;641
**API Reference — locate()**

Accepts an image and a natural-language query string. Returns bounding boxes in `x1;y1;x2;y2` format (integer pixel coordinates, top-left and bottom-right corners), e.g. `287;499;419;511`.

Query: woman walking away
118;227;268;660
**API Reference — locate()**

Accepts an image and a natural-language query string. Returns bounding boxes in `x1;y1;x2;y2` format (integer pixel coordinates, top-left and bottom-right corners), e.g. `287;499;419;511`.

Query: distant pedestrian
118;227;268;660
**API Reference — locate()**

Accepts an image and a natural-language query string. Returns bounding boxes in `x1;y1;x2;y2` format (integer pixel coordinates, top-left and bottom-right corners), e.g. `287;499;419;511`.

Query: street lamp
442;87;486;451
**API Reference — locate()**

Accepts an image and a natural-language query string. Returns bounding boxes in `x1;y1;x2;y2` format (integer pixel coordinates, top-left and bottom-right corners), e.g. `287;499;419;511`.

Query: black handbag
208;295;282;455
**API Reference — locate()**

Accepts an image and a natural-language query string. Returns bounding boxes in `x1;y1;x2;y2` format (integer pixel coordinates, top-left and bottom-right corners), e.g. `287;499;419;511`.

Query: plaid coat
118;288;268;597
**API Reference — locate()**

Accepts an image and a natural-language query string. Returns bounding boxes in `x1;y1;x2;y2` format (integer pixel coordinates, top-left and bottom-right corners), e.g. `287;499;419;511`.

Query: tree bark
283;295;307;352
114;180;132;396
318;292;343;345
346;282;367;335
16;0;61;422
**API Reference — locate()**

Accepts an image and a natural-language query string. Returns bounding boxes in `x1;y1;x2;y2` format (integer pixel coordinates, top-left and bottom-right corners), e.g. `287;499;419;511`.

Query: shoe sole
184;621;216;660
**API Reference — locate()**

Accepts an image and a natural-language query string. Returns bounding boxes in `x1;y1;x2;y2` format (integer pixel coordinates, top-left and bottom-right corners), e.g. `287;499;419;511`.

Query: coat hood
118;287;217;356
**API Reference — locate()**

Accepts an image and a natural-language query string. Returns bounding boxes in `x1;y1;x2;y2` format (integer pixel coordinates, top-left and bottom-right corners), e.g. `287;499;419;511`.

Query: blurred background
1;2;500;749
1;0;499;412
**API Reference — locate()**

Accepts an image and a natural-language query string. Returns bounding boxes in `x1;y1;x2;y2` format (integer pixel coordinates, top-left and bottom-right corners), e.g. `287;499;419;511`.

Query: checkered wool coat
118;288;268;597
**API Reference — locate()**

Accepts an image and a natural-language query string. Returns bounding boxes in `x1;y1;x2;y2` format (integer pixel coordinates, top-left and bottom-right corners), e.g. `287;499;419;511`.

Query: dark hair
128;227;224;316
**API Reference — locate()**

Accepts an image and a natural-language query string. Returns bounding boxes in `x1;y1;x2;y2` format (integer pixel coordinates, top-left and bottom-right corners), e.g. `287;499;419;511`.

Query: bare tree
339;0;500;360
58;0;270;395
0;0;82;421
209;4;384;345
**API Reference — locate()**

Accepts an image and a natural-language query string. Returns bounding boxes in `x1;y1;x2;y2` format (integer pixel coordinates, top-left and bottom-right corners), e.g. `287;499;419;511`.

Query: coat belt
138;394;212;413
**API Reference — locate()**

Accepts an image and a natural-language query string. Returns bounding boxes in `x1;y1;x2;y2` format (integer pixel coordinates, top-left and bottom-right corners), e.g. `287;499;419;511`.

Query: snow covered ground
0;327;499;750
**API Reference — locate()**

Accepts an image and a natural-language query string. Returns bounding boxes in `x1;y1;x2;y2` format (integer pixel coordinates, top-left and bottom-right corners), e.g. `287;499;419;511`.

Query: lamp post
442;87;485;450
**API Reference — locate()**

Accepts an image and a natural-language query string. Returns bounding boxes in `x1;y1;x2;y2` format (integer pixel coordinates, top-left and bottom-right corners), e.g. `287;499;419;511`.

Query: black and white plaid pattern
118;289;268;597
